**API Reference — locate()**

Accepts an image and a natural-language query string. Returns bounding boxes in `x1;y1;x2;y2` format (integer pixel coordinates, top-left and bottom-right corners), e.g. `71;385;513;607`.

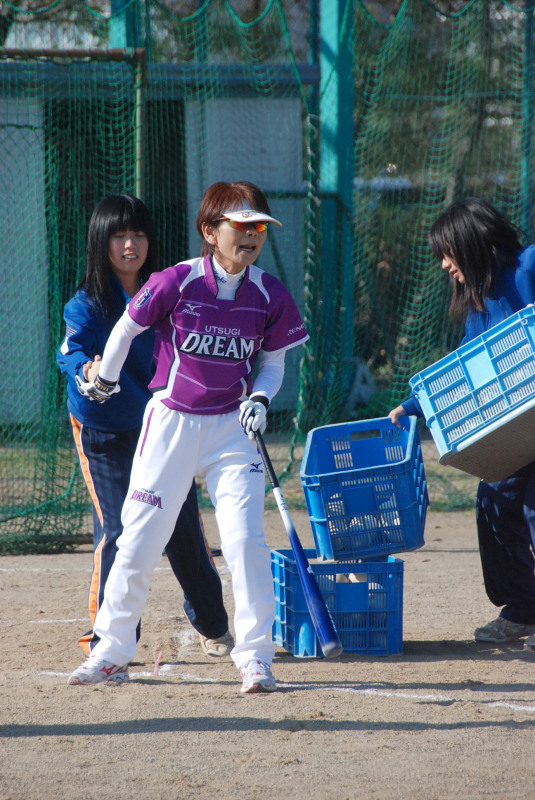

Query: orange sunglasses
216;217;268;233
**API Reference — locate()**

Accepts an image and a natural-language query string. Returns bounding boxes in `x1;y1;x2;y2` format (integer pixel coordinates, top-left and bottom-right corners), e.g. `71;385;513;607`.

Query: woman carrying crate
389;197;535;651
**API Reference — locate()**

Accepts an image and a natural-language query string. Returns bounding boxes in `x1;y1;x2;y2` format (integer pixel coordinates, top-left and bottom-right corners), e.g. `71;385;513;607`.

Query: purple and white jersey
128;255;309;415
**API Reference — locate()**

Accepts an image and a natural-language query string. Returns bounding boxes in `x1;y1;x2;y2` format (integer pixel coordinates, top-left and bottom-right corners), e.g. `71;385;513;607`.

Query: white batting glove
75;373;120;404
239;395;268;440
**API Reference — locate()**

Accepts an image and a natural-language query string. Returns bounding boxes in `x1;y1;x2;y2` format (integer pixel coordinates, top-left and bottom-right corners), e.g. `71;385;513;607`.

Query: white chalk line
0;563;231;574
29;618;88;624
0;567;91;573
5;613;212;628
268;682;535;714
36;667;535;714
1;617;169;627
0;566;172;573
41;668;219;683
286;684;535;713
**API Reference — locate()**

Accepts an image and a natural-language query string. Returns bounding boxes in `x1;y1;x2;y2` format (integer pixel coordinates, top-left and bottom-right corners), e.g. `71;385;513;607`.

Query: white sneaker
199;630;234;657
68;657;130;686
474;617;535;643
239;660;277;694
524;634;535;652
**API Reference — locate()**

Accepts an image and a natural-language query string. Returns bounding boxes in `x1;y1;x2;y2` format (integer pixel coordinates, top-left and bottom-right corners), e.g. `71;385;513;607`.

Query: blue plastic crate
409;305;535;481
300;417;428;560
271;548;403;658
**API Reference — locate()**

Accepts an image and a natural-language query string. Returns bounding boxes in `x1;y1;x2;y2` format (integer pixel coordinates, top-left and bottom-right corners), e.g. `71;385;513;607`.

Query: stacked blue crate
271;417;429;657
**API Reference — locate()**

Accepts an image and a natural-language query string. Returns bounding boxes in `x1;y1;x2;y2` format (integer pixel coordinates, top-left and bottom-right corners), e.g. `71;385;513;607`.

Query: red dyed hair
196;181;272;256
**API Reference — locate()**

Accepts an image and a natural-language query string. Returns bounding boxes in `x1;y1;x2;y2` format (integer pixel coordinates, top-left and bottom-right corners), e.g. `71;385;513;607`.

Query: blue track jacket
57;276;155;431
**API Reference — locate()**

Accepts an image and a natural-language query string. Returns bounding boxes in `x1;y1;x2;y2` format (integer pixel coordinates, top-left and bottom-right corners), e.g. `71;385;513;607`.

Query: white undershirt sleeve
251;349;286;403
98;310;149;383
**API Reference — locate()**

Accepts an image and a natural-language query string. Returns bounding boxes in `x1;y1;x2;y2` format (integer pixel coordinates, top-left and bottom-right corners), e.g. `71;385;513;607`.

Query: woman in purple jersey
69;181;309;693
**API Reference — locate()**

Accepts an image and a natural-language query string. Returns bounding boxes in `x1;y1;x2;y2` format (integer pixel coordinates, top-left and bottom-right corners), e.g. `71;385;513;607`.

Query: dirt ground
2;442;535;800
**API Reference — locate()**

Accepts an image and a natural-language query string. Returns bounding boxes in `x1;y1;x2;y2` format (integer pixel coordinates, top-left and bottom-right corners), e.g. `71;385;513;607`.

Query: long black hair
79;195;159;314
429;198;523;318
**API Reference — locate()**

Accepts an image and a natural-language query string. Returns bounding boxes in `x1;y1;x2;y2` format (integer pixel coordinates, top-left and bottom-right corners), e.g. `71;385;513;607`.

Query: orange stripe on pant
70;414;106;653
70;414;104;527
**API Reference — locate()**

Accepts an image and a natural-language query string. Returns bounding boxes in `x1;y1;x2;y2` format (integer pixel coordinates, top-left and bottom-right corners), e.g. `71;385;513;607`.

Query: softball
87;361;100;382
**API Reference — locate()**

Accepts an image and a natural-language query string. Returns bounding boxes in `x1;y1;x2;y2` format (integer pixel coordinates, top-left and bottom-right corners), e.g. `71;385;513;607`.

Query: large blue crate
300;417;428;560
271;548;403;658
409;305;535;482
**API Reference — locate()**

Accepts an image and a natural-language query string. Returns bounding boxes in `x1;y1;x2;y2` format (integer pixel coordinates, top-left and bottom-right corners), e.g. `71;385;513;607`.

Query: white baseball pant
91;397;276;670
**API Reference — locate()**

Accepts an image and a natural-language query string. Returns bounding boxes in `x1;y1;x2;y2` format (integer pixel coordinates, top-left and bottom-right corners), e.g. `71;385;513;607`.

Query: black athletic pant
476;460;535;625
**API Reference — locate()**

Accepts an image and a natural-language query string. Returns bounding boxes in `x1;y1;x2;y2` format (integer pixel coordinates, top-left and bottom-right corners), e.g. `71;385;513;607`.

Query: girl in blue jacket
389;198;535;648
57;195;232;672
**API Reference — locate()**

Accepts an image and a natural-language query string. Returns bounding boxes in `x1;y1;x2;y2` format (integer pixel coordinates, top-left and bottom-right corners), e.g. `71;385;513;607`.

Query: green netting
0;0;533;552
